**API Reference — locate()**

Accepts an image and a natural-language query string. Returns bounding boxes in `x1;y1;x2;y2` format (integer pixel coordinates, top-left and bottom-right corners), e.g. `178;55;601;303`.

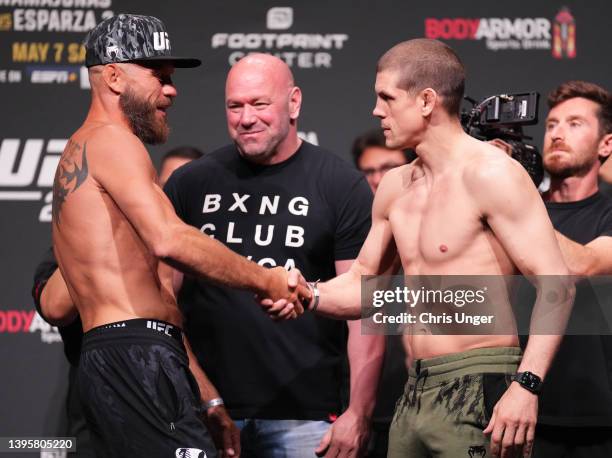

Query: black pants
78;319;215;458
65;364;95;457
533;425;612;458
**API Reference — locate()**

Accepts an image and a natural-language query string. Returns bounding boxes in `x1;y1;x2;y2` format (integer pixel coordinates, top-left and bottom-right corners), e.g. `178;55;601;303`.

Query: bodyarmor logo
552;7;576;59
0;138;67;222
424;9;576;56
0;310;61;344
266;7;293;30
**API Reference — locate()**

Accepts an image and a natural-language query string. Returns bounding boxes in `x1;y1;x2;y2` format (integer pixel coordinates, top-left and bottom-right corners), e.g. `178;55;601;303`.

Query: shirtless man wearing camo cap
52;14;309;457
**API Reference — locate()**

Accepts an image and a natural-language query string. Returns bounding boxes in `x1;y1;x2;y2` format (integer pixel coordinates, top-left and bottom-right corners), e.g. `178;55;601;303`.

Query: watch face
517;371;541;392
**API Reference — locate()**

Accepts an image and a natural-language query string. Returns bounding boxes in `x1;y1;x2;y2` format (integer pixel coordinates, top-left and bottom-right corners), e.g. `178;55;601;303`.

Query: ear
598;133;612;161
101;64;127;94
288;86;302;121
419;88;437;117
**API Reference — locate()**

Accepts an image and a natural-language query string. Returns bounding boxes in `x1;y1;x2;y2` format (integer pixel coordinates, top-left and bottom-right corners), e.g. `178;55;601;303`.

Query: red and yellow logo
552;7;576;59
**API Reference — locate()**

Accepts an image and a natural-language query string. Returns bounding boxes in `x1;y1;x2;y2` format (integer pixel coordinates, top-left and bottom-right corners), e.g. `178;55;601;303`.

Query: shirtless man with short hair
271;39;574;458
52;14;307;457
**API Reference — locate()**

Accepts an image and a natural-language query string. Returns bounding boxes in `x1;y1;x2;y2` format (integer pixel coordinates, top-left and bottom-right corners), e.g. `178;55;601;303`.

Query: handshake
257;267;315;320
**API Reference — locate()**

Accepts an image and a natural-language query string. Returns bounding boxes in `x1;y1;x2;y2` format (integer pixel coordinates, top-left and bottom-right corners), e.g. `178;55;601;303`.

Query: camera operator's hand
488;139;513;157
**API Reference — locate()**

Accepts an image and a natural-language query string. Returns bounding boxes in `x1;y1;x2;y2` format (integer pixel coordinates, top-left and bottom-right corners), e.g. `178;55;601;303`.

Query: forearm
39;269;78;326
523;275;575;378
555;231;595;276
518;335;562;380
185;339;220;402
315;270;364;319
162;224;269;295
345;321;385;418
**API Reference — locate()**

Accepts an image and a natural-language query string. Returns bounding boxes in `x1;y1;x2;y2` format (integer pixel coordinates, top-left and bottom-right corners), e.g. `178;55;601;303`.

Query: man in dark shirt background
516;80;612;457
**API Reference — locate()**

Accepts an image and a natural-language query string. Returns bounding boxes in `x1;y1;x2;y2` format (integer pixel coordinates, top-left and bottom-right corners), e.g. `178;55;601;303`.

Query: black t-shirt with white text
164;142;373;420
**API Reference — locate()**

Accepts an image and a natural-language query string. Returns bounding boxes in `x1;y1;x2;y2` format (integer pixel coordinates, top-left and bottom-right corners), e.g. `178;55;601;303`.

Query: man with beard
530;81;612;457
164;53;384;457
51;15;308;458
31;145;223;458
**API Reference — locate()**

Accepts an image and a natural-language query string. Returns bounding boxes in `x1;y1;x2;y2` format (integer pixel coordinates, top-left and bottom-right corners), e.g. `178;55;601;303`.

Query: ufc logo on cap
153;31;170;51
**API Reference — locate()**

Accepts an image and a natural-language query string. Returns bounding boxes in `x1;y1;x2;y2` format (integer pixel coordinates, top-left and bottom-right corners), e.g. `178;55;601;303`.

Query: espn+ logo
0;138;67;223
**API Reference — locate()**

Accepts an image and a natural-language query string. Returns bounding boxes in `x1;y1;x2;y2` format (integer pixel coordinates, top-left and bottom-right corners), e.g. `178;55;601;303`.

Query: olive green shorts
388;347;522;458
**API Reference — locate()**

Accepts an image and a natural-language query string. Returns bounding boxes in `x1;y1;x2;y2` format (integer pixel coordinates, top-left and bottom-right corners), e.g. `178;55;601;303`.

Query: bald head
227;53;294;92
377;39;465;116
225;53;302;164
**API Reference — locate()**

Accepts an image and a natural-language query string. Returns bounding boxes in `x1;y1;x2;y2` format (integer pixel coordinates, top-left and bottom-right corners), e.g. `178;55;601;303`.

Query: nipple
439;244;448;253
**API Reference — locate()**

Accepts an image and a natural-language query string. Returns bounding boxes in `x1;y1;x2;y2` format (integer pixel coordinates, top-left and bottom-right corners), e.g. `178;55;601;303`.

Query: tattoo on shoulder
52;139;89;225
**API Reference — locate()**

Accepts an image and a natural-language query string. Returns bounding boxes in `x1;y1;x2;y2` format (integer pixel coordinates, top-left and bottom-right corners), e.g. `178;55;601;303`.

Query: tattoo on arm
52;139;89;225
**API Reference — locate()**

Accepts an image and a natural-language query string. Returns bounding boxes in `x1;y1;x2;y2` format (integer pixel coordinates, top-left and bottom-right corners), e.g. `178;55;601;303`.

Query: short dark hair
377;38;465;116
161;146;204;163
351;128;415;166
547;80;612;137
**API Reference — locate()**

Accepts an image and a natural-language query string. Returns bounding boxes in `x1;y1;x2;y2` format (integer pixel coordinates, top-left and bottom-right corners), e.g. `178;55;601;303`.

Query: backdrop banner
1;0;610;441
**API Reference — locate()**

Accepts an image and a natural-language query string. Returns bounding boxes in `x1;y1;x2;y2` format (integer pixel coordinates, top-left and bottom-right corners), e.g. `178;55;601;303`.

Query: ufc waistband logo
146;320;173;336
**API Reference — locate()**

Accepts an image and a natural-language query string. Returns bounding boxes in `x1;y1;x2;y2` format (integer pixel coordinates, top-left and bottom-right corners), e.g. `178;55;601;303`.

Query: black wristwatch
511;371;542;394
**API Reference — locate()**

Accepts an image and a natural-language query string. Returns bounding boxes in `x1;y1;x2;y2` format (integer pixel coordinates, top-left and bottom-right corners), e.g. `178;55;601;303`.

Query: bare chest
388;176;505;274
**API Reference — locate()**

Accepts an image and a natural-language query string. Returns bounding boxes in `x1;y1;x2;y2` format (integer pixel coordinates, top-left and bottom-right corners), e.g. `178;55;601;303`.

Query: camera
461;92;544;186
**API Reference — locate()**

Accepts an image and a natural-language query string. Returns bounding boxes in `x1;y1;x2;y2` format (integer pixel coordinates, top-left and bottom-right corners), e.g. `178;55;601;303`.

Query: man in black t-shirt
535;81;612;457
164;53;384;457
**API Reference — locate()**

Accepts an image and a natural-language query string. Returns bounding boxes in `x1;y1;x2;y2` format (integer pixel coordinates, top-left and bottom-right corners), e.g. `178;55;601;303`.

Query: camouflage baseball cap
84;14;201;68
